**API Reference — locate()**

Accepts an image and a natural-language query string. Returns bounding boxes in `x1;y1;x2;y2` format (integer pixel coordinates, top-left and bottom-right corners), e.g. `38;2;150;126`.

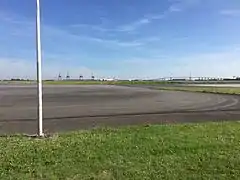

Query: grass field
44;80;177;85
1;122;240;179
159;86;240;95
0;80;177;86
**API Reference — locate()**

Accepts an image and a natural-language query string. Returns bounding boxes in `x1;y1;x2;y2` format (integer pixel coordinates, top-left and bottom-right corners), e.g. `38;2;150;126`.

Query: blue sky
0;0;240;79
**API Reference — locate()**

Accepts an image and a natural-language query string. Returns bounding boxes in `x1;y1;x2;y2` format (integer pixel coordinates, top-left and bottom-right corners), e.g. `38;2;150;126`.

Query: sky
0;0;240;79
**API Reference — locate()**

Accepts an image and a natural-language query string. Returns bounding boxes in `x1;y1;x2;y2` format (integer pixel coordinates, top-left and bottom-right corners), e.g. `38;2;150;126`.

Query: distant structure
91;73;95;80
58;73;62;80
189;72;192;81
66;72;70;80
79;74;83;80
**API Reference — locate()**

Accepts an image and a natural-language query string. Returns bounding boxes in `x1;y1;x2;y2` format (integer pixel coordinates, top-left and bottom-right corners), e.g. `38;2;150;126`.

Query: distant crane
79;74;83;81
91;73;95;81
58;73;62;80
189;72;192;81
66;72;70;80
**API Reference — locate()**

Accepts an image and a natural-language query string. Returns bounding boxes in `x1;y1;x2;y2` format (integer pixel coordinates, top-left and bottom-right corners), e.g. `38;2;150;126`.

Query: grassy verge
1;80;178;86
1;122;240;179
43;80;177;86
159;86;240;95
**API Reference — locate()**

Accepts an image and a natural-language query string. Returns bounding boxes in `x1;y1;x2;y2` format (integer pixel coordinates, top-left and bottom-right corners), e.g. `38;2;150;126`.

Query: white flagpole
36;0;44;136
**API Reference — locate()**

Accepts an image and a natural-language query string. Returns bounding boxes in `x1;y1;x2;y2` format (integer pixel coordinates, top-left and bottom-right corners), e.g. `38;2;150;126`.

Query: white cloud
220;10;240;16
71;16;162;33
1;10;160;49
70;24;110;32
2;2;239;80
69;0;202;36
117;18;151;32
169;6;182;12
112;0;200;33
70;0;196;34
1;46;240;80
167;47;240;78
118;45;240;79
85;37;143;47
0;58;35;79
0;57;94;80
168;0;201;12
43;25;143;48
139;36;161;43
0;11;144;50
70;23;161;46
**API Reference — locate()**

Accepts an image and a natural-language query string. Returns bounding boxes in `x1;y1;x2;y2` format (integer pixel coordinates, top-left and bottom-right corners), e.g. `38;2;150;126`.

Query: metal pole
36;0;44;136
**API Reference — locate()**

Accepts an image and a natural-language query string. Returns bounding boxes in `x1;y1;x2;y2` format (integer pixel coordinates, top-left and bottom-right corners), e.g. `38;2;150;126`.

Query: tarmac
1;84;240;134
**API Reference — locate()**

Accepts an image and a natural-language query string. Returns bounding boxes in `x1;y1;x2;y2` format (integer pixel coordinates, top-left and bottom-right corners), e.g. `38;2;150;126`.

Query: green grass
0;80;178;86
0;80;34;84
44;80;106;85
43;80;177;85
1;122;240;179
159;86;240;95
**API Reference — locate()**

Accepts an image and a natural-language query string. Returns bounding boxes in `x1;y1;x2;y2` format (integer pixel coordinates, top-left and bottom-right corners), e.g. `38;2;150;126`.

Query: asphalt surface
1;85;240;134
